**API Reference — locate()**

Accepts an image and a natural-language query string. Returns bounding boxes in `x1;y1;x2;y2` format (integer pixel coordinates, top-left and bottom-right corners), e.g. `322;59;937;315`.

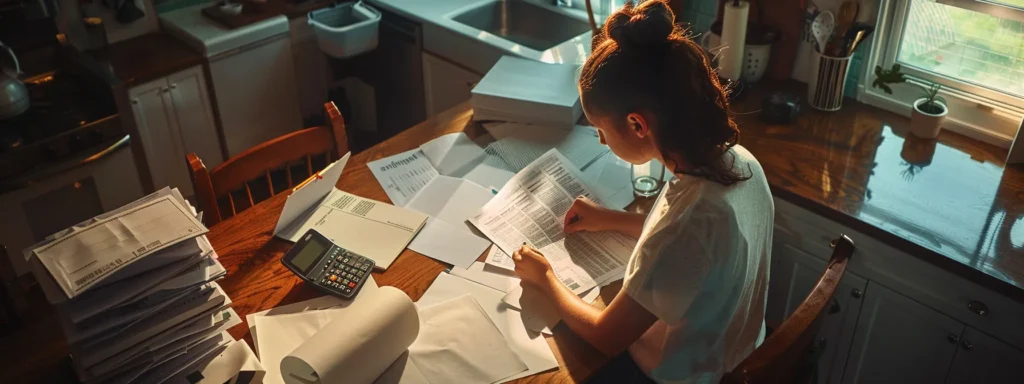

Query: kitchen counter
81;33;204;87
367;0;593;70
733;81;1024;302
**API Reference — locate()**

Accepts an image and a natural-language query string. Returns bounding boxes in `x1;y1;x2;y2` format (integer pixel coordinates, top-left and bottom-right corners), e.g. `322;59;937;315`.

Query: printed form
31;195;207;299
469;149;636;295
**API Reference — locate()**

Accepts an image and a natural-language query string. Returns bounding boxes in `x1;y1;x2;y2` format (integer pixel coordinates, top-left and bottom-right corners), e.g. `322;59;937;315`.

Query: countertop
733;81;1024;302
367;0;594;67
81;33;204;87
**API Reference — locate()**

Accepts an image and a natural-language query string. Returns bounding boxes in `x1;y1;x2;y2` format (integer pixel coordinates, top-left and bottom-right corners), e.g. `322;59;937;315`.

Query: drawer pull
947;333;959;344
851;288;862;299
967;300;988;316
961;340;973;351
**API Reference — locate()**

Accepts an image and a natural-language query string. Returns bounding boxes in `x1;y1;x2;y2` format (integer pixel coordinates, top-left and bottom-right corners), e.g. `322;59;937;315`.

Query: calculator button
342;278;350;284
357;271;364;277
329;275;338;281
343;287;352;294
348;282;356;288
360;264;369;271
343;258;350;263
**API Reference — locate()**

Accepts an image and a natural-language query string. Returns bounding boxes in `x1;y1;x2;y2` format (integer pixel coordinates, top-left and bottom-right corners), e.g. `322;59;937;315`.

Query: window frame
859;0;1024;148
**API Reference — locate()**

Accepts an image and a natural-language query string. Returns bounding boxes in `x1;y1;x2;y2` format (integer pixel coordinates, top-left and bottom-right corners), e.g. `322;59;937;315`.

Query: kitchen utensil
847;24;872;55
0;40;29;120
811;11;834;54
836;1;859;41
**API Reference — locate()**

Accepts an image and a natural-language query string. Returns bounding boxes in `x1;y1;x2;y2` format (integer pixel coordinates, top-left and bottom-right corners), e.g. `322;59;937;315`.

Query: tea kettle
0;40;29;120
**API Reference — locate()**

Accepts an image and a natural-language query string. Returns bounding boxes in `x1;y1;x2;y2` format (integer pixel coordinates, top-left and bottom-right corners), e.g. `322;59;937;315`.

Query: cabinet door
422;52;482;117
129;78;191;194
766;240;867;384
945;327;1024;383
167;66;224;169
842;282;964;384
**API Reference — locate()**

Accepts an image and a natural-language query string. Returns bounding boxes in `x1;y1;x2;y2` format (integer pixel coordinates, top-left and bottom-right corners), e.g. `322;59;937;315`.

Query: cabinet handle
828;298;841;314
947;333;960;344
162;87;170;93
851;288;862;299
961;340;973;351
131;98;138;105
170;83;177;90
967;300;988;316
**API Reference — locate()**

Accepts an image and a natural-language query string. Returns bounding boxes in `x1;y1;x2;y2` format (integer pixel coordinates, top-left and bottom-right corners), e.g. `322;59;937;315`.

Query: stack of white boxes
24;188;241;384
471;56;583;128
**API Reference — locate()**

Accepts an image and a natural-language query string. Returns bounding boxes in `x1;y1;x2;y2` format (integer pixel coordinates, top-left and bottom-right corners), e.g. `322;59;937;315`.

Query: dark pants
584;352;656;384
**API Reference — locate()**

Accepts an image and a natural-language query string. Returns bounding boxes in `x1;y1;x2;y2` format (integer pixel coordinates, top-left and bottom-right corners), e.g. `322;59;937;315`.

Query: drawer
774;198;1024;350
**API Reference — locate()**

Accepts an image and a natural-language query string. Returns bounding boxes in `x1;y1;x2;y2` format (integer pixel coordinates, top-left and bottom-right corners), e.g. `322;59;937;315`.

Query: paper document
448;261;520;293
469;150;637;295
274;153;350;236
279;189;427;270
367;149;439;207
484;123;608;173
31;194;208;299
410;294;527;383
418;273;559;382
180;339;264;384
407;219;490;269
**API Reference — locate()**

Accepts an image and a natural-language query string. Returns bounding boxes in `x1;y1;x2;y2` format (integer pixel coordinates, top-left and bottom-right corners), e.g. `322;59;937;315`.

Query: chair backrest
722;234;856;384
187;102;349;226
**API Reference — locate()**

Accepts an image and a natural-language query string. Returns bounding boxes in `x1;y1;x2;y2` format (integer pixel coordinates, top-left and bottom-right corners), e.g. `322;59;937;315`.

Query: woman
510;1;774;383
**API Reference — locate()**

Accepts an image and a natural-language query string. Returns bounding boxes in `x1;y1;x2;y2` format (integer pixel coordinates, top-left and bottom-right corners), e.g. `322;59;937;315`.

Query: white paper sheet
411;294;527;383
420;133;487;176
367;149;439;207
179;338;264;384
31;194;208;299
448;261;520;293
484;123;607;172
418;273;559;383
407;219;490;269
469;150;637;295
247;276;379;354
463;163;515;191
279;287;420;384
404;175;495;268
274;153;351;235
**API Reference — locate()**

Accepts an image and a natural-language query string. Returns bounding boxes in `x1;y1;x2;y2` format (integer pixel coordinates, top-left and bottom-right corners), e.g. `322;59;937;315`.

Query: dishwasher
329;7;425;147
160;6;304;158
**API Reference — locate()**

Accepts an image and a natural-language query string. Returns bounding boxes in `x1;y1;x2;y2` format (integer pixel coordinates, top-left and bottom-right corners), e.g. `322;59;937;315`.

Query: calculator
281;229;374;299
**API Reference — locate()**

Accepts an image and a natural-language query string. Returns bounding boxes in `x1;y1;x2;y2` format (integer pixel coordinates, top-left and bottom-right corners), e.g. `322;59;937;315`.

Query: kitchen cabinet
422;52;482;117
842;282;964;383
129;66;221;196
766;241;866;384
945;327;1024;384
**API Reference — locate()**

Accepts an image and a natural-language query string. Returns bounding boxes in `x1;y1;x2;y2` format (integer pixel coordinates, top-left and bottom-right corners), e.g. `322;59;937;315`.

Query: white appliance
160;6;303;157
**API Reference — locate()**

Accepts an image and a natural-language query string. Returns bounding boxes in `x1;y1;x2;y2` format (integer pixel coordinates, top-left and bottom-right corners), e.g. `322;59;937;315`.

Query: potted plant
872;63;948;138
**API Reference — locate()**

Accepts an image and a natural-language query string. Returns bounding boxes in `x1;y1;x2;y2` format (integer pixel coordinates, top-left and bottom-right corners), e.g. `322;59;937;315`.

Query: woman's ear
626;112;651;139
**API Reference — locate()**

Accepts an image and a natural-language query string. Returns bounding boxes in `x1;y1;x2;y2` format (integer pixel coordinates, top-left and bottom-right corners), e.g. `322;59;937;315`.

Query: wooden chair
187;102;349;227
722;235;856;384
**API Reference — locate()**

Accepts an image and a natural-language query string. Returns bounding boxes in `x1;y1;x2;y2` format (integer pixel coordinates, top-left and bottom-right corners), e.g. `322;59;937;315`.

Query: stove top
0;71;120;181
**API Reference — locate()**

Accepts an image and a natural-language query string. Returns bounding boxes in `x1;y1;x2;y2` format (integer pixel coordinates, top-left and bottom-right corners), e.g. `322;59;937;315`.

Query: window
864;0;1024;147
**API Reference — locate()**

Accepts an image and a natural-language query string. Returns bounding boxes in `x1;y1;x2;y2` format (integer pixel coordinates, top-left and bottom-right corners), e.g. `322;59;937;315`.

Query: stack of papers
23;187;242;384
483;122;609;174
472;56;583;127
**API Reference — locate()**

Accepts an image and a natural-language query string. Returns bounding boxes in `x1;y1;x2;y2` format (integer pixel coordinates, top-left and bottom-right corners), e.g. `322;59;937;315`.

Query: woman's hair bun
604;0;675;49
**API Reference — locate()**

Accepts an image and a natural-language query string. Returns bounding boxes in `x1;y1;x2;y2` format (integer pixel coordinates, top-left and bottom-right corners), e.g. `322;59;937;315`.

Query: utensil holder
807;51;852;111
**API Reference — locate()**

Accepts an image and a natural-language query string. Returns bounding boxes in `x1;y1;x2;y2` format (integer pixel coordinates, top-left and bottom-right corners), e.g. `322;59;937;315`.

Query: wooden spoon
836;1;860;41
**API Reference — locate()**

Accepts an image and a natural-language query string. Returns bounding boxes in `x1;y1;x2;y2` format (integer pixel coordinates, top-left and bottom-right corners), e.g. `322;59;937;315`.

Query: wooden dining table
210;102;619;384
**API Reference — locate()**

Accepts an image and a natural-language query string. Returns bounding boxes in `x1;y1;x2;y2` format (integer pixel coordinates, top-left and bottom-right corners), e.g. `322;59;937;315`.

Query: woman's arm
515;246;657;356
564;197;647;238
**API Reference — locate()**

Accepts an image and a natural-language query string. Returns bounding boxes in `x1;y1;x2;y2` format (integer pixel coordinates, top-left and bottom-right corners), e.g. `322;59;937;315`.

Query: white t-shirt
624;145;774;384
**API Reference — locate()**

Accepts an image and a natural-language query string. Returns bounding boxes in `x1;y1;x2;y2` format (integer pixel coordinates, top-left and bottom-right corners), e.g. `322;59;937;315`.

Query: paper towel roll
280;287;420;384
720;1;750;81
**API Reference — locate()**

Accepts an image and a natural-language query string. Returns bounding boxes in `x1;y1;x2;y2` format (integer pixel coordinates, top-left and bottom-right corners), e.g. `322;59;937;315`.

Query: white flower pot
910;98;947;138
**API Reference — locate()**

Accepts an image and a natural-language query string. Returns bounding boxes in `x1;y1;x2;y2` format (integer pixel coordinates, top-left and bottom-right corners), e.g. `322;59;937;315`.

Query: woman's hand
564;196;614;233
512;244;554;288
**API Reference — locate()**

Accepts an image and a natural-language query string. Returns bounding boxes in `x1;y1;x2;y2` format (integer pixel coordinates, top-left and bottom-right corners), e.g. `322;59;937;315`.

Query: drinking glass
631;160;665;197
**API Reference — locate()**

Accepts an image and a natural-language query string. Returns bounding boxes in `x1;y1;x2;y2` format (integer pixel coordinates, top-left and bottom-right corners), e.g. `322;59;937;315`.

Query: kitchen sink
451;0;591;51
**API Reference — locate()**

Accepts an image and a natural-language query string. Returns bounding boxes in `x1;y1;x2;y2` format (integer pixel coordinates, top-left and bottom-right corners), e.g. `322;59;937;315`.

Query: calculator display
291;236;329;273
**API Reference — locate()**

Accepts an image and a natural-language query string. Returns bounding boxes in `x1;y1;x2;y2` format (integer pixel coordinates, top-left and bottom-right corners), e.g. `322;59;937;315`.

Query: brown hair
579;0;750;186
